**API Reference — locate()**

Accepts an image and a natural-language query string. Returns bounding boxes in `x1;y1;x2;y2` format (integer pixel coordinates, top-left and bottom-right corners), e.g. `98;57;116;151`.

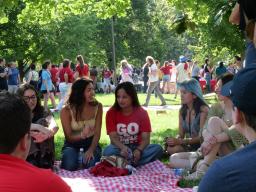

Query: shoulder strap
94;104;99;118
47;70;51;77
69;107;75;121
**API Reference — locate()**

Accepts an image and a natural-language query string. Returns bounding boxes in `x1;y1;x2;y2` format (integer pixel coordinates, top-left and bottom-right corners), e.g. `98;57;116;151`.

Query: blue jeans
61;136;102;171
245;41;256;67
204;72;211;93
103;144;163;167
143;77;149;93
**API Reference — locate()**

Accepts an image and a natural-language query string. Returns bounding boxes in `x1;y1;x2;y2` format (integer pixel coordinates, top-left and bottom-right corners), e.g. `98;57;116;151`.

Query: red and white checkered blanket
57;160;192;192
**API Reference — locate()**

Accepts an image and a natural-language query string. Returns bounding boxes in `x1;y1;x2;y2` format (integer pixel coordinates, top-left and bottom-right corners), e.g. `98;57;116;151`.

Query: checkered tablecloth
57;160;192;192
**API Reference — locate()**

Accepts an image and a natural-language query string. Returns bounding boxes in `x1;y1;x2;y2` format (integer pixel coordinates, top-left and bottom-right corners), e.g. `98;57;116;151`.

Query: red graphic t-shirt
76;64;89;77
106;107;151;145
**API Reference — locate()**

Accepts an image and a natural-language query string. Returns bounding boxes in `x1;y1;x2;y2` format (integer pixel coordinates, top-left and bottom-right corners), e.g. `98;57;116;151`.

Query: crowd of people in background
0;53;244;111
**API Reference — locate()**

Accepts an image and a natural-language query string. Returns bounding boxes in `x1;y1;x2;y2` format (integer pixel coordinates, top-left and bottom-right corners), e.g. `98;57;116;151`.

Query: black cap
221;81;233;97
230;66;256;115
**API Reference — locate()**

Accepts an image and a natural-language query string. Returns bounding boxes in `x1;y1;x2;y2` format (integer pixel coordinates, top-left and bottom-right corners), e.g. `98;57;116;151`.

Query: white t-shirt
148;63;159;82
176;63;189;83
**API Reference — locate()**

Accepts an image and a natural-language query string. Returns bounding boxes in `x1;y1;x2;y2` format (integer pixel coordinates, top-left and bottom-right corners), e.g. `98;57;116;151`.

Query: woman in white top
120;59;133;83
143;56;166;107
26;64;39;89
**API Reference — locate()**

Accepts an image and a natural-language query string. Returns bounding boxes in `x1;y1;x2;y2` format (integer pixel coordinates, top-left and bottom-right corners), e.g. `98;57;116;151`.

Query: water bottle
127;148;133;164
174;168;184;176
78;148;84;170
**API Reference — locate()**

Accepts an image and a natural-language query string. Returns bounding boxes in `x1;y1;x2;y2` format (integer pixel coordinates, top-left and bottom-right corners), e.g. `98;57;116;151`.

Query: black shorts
41;90;55;94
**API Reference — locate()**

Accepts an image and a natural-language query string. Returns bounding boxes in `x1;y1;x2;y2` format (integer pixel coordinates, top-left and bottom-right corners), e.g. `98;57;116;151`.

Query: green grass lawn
52;92;217;160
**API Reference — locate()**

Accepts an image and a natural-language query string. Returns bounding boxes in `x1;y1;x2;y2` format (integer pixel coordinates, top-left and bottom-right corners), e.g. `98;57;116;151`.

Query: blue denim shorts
162;75;171;82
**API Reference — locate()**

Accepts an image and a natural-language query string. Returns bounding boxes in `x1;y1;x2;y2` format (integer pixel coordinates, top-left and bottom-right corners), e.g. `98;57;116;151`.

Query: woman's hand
206;135;218;145
81;127;90;139
120;146;129;159
30;131;49;143
31;124;53;138
133;149;142;165
201;135;217;156
201;141;213;156
166;137;182;146
83;149;94;164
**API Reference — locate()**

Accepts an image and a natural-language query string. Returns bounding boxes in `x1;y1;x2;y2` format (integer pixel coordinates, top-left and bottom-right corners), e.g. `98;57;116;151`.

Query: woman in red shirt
103;82;163;166
74;55;90;79
56;59;74;111
160;61;172;93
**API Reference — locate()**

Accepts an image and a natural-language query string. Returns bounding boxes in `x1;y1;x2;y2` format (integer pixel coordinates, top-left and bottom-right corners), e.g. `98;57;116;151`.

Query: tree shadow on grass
151;128;178;163
151;128;178;145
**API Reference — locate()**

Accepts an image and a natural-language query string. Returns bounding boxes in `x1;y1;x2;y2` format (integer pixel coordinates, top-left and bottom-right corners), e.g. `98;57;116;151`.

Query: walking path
102;93;215;112
103;105;180;112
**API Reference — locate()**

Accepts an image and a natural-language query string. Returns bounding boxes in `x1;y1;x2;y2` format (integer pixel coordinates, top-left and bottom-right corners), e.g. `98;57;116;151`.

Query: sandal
191;151;203;173
184;160;209;180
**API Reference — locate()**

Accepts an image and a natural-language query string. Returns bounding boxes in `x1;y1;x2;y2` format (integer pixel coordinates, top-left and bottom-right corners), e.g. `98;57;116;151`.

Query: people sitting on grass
165;78;209;156
199;66;256;191
0;91;71;192
103;82;163;166
17;84;59;169
60;78;102;171
169;73;248;180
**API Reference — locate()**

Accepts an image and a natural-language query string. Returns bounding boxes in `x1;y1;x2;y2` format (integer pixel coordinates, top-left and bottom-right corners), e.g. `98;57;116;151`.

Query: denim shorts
162;75;170;82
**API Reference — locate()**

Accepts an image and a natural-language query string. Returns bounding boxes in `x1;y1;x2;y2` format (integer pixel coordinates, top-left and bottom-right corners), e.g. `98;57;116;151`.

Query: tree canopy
0;0;244;77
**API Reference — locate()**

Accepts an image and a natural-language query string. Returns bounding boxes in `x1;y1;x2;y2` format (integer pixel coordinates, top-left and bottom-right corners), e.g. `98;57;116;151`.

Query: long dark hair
17;84;44;122
42;60;51;70
180;79;208;119
113;82;140;110
67;78;98;121
181;97;208;120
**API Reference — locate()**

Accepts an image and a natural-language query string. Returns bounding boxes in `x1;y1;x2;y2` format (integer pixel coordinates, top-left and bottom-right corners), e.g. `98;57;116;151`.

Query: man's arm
0;70;7;78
